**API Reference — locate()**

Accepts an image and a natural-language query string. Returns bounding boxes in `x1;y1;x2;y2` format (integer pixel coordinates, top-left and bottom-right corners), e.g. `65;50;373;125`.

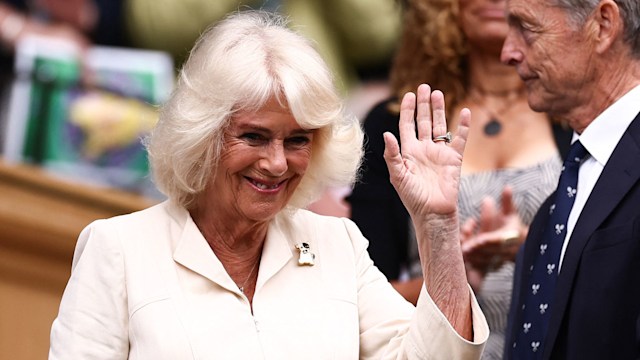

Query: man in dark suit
500;0;640;359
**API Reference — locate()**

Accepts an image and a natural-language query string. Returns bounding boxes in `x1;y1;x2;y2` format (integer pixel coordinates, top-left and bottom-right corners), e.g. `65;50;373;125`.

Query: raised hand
382;84;470;218
383;84;473;340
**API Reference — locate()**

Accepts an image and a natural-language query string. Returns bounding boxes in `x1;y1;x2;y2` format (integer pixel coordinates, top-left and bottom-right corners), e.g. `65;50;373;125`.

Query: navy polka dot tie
512;140;589;359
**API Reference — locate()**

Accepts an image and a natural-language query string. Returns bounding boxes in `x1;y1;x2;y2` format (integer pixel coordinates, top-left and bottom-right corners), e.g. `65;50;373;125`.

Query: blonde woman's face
208;98;314;222
458;0;509;47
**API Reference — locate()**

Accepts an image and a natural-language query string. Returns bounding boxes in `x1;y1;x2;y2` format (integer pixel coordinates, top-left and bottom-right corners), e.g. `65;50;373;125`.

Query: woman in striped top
347;0;572;358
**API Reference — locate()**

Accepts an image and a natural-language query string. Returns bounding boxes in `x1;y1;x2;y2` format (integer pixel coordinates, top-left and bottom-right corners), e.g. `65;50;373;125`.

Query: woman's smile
245;176;286;192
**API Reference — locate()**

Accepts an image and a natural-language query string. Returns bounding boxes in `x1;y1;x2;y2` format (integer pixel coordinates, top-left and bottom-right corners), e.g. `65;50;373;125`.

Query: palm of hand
392;139;463;216
383;84;469;218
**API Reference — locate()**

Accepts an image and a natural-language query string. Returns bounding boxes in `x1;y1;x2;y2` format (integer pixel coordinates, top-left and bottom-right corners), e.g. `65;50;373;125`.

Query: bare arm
383;84;473;340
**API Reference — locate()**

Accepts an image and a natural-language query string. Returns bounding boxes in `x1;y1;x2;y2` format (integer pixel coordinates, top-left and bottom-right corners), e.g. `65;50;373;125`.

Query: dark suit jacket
505;112;640;359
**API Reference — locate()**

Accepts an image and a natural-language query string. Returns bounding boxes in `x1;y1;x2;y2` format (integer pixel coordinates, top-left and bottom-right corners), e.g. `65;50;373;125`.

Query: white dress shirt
559;84;640;270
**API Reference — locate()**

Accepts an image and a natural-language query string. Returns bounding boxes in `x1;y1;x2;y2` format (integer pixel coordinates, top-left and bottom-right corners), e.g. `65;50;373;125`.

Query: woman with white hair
49;10;488;359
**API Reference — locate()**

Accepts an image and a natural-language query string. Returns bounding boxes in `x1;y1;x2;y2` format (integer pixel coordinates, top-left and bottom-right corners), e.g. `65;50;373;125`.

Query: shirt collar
573;84;640;165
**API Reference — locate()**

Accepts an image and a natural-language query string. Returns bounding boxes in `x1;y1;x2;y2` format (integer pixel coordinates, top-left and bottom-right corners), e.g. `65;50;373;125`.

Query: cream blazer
50;201;488;359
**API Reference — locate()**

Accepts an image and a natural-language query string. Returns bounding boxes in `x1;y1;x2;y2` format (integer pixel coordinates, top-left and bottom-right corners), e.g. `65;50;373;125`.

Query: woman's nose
259;142;287;176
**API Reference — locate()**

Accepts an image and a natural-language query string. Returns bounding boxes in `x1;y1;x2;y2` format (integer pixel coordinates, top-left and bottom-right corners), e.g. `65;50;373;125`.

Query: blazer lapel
172;209;298;294
256;213;296;291
173;212;238;293
544;114;640;358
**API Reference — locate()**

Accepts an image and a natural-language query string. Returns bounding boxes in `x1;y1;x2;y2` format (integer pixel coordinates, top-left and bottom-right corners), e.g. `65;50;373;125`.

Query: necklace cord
466;87;526;136
237;258;259;293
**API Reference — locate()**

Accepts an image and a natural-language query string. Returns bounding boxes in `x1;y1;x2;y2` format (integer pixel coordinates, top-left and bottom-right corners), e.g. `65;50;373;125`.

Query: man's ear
592;0;623;54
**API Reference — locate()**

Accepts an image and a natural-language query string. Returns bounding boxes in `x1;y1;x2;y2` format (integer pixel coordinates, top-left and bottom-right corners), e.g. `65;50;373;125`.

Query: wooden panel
0;159;155;360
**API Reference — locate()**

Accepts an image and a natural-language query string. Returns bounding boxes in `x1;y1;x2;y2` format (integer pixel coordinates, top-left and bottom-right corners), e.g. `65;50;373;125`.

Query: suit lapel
543;114;640;358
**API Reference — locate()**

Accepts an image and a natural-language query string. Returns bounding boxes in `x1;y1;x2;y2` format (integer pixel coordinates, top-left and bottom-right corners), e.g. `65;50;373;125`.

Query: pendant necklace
237;258;259;294
484;118;502;136
467;87;525;137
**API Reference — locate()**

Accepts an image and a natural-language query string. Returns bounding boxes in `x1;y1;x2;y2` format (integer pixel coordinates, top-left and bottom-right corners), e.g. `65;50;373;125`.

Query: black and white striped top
459;155;562;360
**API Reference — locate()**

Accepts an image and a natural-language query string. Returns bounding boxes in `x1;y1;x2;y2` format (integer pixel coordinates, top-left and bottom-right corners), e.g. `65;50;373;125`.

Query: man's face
500;0;597;120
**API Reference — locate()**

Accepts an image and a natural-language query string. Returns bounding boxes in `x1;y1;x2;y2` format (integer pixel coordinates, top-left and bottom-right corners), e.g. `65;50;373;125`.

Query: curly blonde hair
389;0;467;119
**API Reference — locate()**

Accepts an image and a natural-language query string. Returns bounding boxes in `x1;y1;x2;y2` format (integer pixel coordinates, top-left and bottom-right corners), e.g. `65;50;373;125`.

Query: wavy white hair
145;10;364;208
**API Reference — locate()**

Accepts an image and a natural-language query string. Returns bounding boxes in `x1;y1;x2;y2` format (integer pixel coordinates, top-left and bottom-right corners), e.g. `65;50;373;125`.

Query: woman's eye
241;133;267;144
285;136;311;148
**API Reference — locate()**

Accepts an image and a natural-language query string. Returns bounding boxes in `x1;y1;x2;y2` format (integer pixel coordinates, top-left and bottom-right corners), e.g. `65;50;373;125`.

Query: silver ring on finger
433;131;453;144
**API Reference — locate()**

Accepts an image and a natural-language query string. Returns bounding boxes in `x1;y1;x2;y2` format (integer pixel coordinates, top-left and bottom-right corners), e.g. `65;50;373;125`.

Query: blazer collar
172;206;295;294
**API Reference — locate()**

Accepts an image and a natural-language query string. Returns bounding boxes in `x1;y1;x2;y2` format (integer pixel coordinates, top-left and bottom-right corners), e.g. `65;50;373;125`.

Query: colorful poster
4;36;174;198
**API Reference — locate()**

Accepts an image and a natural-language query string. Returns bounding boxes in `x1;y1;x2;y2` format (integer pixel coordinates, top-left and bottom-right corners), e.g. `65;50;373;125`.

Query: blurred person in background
49;11;488;359
347;0;572;358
